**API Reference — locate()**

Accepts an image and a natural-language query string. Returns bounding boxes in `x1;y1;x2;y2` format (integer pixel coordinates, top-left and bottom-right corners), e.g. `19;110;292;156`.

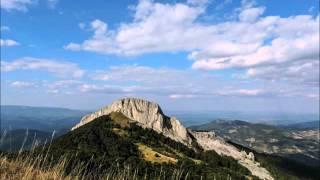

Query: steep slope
40;112;256;179
72;98;273;180
190;119;320;166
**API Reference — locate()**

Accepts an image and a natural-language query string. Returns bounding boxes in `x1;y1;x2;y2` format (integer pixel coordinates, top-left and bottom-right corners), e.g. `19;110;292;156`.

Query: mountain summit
72;97;273;180
72;98;192;145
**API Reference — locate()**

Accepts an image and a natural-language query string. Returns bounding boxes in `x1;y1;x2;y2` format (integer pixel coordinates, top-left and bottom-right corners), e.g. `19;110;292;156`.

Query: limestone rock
191;131;273;180
72;98;192;145
248;152;255;161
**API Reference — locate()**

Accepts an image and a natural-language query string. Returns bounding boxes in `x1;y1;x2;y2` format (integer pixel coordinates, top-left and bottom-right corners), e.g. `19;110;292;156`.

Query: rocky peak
72;98;192;145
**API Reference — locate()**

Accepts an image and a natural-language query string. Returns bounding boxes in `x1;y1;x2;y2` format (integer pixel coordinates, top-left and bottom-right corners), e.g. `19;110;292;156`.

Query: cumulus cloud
246;60;319;86
238;7;265;22
10;81;35;88
44;80;82;91
89;65;300;99
0;39;19;47
92;65;206;85
64;0;319;87
65;1;206;55
1;0;35;11
169;94;197;99
216;89;274;97
1;57;85;78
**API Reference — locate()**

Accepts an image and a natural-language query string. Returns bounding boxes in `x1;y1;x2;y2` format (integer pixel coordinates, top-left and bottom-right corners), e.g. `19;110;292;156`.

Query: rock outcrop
72;98;192;145
72;97;273;180
191;131;273;180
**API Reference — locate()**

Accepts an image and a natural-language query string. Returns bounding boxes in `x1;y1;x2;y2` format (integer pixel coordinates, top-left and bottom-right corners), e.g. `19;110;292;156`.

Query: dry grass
0;138;186;180
109;112;131;128
112;128;128;137
0;152;190;180
0;154;76;180
136;143;177;164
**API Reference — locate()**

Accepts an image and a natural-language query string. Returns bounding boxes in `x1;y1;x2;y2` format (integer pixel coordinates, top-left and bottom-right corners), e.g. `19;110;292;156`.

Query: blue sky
1;0;319;114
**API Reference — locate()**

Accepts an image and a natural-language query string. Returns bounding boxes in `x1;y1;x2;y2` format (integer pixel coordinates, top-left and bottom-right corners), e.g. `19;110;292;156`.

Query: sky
0;0;319;114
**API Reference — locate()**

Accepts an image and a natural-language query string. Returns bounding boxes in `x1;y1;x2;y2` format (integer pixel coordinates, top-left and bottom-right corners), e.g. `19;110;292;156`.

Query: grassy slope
28;112;255;180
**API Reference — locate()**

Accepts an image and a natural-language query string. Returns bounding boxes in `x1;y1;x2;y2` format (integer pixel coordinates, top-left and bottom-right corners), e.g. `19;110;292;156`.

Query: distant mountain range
168;111;319;127
1;105;89;132
279;121;319;130
189;119;319;166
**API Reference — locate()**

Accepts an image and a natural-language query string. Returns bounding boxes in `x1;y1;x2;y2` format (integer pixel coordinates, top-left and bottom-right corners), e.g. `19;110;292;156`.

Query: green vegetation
26;112;256;179
2;112;318;179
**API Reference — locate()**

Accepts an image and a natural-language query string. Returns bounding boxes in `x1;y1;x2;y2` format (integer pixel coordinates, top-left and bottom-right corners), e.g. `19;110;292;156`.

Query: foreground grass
0;152;189;180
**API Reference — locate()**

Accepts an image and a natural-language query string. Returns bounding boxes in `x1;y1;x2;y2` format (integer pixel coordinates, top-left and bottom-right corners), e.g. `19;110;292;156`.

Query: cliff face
72;97;273;180
190;131;273;180
72;98;192;145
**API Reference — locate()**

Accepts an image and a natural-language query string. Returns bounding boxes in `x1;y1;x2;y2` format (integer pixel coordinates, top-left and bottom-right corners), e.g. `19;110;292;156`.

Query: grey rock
72;98;192;145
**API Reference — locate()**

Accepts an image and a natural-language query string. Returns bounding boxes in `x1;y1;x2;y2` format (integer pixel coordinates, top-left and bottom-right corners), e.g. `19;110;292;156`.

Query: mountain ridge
72;97;273;180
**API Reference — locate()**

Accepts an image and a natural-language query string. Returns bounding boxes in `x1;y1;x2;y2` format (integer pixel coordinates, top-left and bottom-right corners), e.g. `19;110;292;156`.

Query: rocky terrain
190;119;320;166
72;98;273;180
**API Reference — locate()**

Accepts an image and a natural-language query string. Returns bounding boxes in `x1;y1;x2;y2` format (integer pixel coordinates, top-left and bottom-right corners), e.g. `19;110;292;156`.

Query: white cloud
89;65;296;98
79;84;150;95
187;0;209;6
0;39;19;47
217;89;273;97
45;80;82;89
238;7;265;22
64;43;81;51
1;57;85;78
169;94;197;99
47;0;59;9
92;65;203;84
0;0;35;11
10;81;34;88
65;1;206;55
246;60;319;86
0;26;10;31
63;0;318;88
